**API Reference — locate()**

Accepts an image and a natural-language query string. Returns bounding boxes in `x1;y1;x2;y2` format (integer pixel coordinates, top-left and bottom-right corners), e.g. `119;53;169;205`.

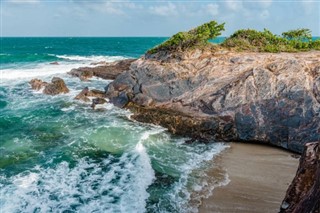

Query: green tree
282;28;312;41
148;20;225;54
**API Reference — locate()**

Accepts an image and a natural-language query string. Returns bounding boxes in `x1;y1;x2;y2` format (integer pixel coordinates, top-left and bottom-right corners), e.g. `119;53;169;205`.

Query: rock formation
74;87;106;102
68;59;135;81
106;49;320;153
30;77;69;95
280;141;320;213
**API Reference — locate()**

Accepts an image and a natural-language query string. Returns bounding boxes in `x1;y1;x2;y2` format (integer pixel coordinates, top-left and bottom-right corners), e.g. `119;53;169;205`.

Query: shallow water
0;38;228;213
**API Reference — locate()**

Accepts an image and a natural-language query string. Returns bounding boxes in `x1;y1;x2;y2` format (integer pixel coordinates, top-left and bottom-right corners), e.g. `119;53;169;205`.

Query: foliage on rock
147;21;225;54
282;28;312;41
222;28;320;52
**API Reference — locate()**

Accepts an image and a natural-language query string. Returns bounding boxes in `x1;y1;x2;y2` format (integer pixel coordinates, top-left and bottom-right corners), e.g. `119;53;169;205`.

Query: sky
1;0;319;37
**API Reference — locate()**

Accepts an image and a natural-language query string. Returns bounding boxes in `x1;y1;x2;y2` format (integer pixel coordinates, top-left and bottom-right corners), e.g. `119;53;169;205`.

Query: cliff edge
106;49;320;153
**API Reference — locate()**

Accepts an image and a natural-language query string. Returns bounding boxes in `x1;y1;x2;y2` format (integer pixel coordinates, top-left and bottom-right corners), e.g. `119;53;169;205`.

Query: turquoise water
0;38;228;213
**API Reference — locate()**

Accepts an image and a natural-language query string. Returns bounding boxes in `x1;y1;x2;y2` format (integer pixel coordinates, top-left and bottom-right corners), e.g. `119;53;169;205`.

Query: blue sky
1;0;319;36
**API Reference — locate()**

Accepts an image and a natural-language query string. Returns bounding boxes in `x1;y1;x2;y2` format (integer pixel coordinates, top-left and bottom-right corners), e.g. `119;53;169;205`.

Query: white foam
55;55;128;62
0;151;155;213
0;63;86;82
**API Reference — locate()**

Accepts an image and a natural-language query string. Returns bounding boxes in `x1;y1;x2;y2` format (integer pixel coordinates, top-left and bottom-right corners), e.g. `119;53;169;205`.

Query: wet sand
199;143;299;213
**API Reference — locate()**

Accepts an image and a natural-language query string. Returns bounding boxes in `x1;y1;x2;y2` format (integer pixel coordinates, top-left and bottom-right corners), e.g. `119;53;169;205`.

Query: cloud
4;0;40;4
207;3;219;16
149;3;178;16
224;1;243;11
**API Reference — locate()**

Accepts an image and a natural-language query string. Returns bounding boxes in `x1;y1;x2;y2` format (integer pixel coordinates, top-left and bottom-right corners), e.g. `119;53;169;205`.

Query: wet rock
110;91;129;108
74;87;91;102
75;87;106;102
91;98;107;109
30;77;69;95
43;77;69;95
132;93;153;107
280;142;320;213
68;59;135;80
29;79;48;90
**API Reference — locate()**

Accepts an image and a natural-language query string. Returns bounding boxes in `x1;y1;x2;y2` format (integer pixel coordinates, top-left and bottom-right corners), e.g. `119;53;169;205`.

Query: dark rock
68;59;135;80
110;91;129;108
74;87;91;102
280;142;320;213
91;98;107;109
132;93;153;107
75;87;106;102
43;77;69;95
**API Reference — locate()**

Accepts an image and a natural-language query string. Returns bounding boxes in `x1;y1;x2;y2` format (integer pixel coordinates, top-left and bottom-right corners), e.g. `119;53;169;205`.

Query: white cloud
149;3;178;16
5;0;40;4
207;3;219;16
225;1;243;11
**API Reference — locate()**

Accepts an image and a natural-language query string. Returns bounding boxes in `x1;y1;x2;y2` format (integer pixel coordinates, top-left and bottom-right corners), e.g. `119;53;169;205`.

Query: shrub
282;28;312;41
148;21;225;54
222;28;319;52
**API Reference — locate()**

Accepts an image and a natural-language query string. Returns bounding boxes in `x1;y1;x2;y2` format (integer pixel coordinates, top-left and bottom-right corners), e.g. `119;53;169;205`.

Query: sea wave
55;55;128;62
0;53;128;66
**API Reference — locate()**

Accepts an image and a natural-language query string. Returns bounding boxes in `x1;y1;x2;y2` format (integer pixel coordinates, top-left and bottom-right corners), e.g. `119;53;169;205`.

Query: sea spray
0;37;229;213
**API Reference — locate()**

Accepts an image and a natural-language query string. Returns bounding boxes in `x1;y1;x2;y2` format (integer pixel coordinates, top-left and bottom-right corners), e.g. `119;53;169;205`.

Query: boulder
30;77;69;95
43;77;69;95
29;79;48;90
74;87;106;102
68;59;136;80
91;98;107;109
280;142;320;213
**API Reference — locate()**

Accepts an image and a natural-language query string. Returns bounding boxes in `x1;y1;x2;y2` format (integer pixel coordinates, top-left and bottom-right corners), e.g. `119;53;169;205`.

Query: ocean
0;37;228;213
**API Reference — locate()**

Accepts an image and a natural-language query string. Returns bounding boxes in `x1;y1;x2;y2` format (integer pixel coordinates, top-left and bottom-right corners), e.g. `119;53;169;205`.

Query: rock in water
280;142;320;213
75;87;106;102
91;98;107;109
106;50;320;153
75;87;91;102
29;79;48;90
43;77;69;95
68;59;136;80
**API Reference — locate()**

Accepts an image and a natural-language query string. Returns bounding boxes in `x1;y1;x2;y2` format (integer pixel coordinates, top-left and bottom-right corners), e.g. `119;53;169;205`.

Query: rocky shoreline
30;49;320;211
106;50;320;154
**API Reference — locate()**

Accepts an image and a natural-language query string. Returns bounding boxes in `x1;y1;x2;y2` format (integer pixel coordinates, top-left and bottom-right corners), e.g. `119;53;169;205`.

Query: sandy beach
199;143;300;213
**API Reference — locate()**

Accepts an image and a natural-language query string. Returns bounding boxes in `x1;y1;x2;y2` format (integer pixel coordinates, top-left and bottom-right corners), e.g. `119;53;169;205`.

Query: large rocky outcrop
280;142;320;213
106;50;320;153
68;59;135;81
30;77;69;95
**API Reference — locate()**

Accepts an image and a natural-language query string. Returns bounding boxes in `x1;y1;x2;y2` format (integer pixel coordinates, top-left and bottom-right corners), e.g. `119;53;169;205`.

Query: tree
282;29;312;41
148;20;225;54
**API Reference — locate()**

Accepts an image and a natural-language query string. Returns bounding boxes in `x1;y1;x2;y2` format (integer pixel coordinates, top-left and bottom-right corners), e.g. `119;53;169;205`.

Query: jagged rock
132;93;153;107
91;98;107;109
75;87;106;102
111;91;129;108
68;59;135;81
280;142;320;213
29;79;48;90
43;77;69;95
75;87;91;102
106;49;320;153
30;77;69;95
